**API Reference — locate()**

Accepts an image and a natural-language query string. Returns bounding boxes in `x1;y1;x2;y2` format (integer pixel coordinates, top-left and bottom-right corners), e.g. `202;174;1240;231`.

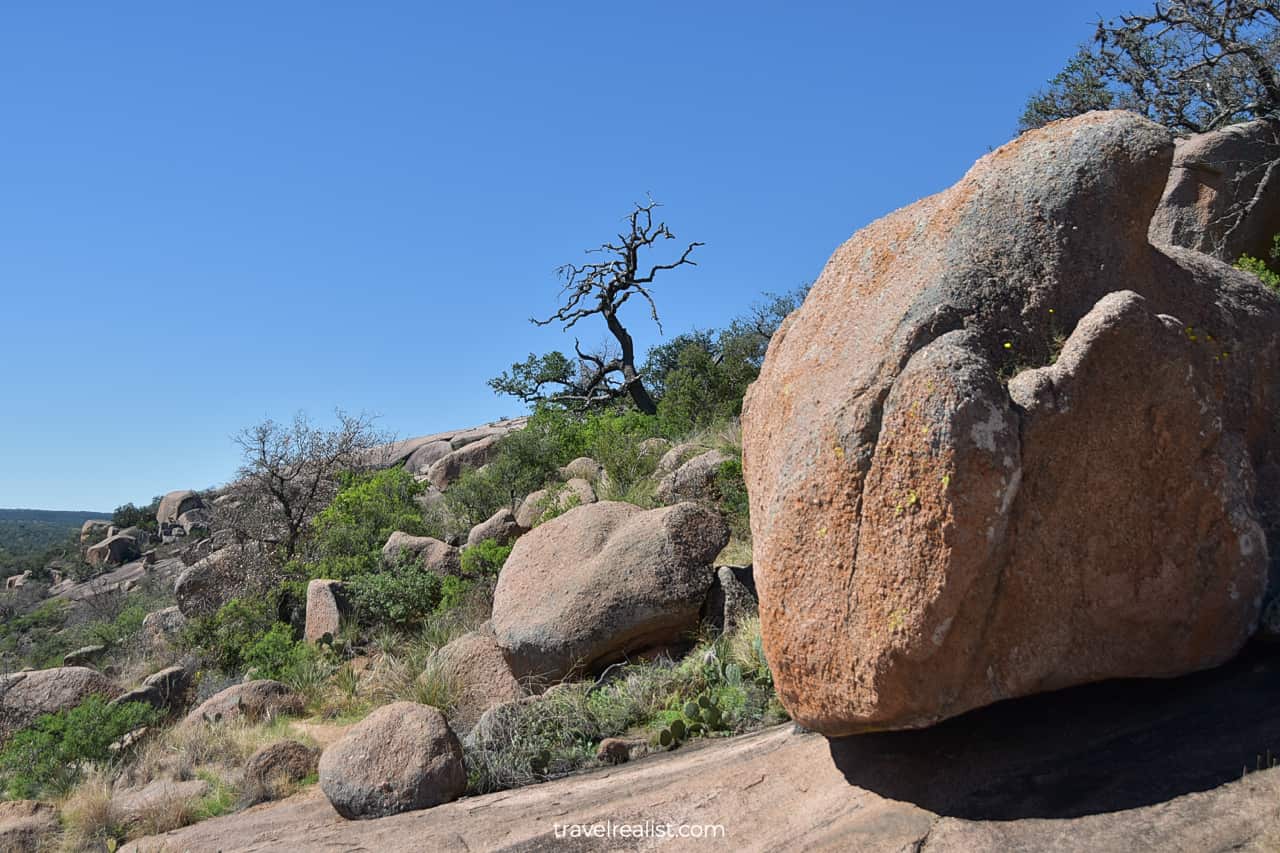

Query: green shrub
346;568;444;629
716;457;750;540
0;696;156;798
242;622;316;680
111;497;161;533
309;468;429;580
180;596;278;673
1235;234;1280;292
459;539;512;577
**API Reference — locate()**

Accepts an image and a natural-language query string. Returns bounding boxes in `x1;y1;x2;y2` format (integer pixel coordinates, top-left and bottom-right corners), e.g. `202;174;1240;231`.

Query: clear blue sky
0;1;1123;511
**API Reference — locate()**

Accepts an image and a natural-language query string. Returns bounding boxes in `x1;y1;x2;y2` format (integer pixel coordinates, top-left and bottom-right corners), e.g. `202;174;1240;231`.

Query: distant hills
0;509;111;575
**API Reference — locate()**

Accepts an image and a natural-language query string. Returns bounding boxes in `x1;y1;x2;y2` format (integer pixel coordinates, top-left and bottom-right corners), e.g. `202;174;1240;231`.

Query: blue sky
0;1;1122;511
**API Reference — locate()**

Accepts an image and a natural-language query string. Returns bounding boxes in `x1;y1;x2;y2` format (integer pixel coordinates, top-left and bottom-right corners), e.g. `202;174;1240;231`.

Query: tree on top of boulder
1020;1;1280;134
489;200;702;415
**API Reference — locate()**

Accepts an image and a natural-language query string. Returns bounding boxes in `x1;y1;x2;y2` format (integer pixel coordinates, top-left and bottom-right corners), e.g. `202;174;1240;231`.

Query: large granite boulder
742;110;1280;736
0;667;122;741
304;579;345;642
1150;116;1280;263
491;501;729;681
318;702;466;819
157;490;206;527
403;440;454;476
85;533;142;569
381;532;461;575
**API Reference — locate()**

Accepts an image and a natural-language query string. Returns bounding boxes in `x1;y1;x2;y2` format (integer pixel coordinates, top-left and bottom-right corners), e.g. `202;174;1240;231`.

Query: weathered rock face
173;543;258;617
1150;116;1280;263
183;680;302;726
742;111;1280;736
403;440;454;476
85;532;142;568
0;667;122;741
425;435;502;490
427;631;525;733
318;702;466;819
381;532;461;575
492;501;729;681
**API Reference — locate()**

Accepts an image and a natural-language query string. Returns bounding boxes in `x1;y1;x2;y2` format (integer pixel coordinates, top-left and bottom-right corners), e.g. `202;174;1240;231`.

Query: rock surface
0;800;58;851
1150;116;1280;263
514;478;598;530
141;606;186;652
120;647;1280;852
318;701;466;820
79;518;113;544
742;110;1280;735
492;501;729;681
0;667;122;741
112;666;191;713
183;680;302;726
425;434;502;490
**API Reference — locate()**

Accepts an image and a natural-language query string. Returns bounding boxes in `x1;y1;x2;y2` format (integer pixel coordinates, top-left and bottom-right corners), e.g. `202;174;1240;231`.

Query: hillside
0;509;108;576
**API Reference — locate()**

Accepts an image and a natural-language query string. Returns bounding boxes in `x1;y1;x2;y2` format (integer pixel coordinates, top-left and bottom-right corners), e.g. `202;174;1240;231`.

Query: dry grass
57;770;118;852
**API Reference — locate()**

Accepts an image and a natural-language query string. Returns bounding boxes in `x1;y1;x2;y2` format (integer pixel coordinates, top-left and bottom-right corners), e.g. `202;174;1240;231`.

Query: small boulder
655;442;702;477
318;702;466;819
655;449;731;504
182;680;302;726
244;739;319;790
0;667;122;741
177;508;212;535
304;579;345;643
492;501;729;681
111;779;210;830
465;508;524;548
559;457;605;482
381;532;461;575
427;631;525;733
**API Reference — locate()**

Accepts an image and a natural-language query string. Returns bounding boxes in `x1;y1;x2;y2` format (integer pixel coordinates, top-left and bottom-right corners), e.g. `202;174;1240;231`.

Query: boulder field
742;110;1280;735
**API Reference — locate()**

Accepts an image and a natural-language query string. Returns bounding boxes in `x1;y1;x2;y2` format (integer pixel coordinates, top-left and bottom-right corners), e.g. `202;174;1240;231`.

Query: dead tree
214;410;383;563
491;201;702;414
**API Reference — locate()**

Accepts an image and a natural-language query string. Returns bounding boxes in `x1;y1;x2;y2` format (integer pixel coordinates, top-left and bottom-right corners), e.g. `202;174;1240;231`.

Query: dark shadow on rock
827;645;1280;820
